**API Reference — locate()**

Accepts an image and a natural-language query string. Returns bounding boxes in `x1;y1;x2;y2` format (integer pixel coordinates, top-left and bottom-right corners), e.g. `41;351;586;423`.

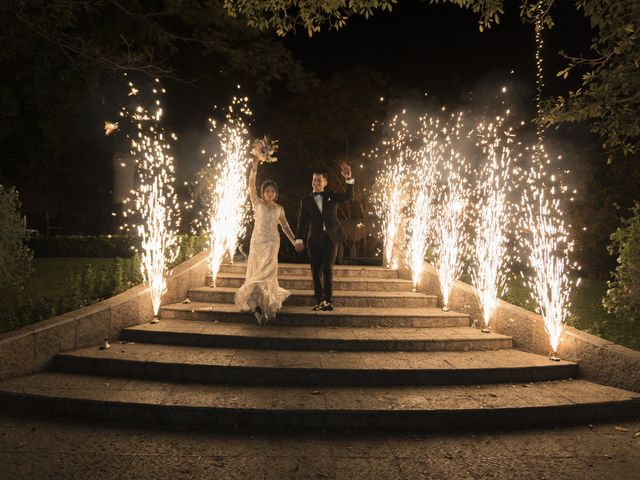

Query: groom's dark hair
313;170;328;180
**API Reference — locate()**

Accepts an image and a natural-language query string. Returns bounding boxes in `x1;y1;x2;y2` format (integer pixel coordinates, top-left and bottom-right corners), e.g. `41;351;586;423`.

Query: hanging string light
520;0;578;360
534;0;546;151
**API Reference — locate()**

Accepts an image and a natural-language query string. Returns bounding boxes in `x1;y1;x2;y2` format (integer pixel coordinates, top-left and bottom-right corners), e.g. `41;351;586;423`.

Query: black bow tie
313;192;323;196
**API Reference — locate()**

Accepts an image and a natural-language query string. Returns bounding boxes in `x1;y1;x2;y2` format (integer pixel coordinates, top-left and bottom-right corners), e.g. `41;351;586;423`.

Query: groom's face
312;174;327;193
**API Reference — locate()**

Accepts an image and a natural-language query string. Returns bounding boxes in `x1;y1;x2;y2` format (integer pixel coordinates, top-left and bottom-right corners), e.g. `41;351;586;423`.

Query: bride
234;157;297;324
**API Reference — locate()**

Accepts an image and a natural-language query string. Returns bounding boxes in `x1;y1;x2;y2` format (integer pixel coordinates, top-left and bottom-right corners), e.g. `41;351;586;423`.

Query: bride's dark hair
260;180;278;200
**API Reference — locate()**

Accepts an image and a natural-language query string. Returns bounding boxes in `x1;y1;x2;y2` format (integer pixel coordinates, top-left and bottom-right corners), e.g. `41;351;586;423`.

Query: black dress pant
308;233;339;304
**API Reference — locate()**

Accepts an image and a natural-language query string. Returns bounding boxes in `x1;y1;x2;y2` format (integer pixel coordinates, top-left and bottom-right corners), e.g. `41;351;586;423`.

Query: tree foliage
0;184;32;292
604;202;640;324
540;0;640;161
223;0;640;161
0;0;313;90
223;0;507;36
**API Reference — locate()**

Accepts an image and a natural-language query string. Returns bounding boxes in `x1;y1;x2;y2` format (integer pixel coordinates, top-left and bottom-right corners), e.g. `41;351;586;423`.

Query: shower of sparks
121;80;180;318
370;113;411;268
514;1;576;357
405;115;442;290
104;121;119;136
470;117;514;332
206;96;251;285
519;151;576;356
432;113;470;310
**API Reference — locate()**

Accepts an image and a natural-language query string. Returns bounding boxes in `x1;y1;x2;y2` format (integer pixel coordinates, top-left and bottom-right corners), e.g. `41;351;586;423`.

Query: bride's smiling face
262;185;277;202
312;173;327;193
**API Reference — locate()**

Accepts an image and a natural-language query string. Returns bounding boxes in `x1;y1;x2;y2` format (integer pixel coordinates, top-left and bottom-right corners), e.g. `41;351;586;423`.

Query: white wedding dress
234;180;296;322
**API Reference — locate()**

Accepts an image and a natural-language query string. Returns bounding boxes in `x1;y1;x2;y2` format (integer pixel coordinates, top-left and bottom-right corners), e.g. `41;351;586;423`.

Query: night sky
3;1;598;240
283;1;591;103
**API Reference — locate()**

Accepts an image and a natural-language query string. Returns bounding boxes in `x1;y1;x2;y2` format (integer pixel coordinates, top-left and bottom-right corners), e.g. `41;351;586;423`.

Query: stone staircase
0;263;638;430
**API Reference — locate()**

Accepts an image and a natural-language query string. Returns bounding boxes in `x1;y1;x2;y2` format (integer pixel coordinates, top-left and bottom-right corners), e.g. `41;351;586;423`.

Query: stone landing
0;263;638;430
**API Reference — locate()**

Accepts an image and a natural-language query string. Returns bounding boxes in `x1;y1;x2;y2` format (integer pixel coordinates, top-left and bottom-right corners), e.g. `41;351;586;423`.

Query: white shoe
254;307;263;325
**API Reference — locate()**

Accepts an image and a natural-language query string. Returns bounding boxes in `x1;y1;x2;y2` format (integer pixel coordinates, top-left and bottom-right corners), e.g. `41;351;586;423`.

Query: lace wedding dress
234;165;296;323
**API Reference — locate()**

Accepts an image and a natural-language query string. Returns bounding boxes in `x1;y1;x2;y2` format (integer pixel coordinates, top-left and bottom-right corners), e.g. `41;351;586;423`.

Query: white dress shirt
296;178;355;244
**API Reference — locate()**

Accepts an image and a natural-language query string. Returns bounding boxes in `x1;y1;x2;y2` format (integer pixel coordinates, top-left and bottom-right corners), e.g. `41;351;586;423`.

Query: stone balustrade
393;248;640;393
0;250;209;380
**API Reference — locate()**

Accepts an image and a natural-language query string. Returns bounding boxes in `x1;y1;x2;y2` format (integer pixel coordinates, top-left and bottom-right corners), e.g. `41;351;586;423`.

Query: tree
0;0;316;233
540;0;640;161
223;0;504;36
0;184;32;293
0;1;313;90
603;202;640;347
223;0;640;161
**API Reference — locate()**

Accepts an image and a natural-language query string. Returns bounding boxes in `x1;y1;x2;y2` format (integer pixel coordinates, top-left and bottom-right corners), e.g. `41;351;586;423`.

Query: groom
295;163;354;311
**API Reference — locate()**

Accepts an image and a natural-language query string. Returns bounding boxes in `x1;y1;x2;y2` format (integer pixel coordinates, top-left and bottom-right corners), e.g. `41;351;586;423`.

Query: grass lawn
25;258;122;305
1;257;141;334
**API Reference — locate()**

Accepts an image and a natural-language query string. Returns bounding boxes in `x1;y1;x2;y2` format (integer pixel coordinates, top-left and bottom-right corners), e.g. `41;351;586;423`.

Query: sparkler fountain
516;0;576;360
520;156;576;360
470;118;514;333
123;80;180;323
432;117;470;311
405;115;442;291
371;114;411;269
206;96;251;286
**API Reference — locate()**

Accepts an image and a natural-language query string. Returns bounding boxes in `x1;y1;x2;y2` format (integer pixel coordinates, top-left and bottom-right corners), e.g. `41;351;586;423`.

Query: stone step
212;273;414;292
188;287;438;308
1;372;637;430
218;262;399;279
54;343;578;386
159;302;471;328
120;320;513;352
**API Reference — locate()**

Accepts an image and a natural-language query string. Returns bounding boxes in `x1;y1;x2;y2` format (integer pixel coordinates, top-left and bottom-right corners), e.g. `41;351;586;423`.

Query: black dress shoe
320;301;334;311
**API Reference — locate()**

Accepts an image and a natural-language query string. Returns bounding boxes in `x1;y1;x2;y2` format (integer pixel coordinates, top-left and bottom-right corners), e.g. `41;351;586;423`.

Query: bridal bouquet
251;135;278;163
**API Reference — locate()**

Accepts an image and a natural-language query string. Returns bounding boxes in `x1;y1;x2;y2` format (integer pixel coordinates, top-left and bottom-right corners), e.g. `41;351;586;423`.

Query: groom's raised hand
340;163;352;180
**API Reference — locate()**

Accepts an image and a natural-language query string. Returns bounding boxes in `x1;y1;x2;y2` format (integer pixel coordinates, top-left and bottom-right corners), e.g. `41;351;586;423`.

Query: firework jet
126;80;180;320
207;97;251;285
433;115;469;310
405;115;442;289
371;114;412;268
520;148;575;357
470;118;514;332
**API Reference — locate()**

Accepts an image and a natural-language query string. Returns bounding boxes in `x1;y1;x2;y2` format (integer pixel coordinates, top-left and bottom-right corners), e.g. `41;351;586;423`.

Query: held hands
295;241;304;252
340;162;352;180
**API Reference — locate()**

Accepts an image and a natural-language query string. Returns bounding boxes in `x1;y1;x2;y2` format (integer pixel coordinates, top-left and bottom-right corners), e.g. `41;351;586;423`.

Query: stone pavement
1;412;639;479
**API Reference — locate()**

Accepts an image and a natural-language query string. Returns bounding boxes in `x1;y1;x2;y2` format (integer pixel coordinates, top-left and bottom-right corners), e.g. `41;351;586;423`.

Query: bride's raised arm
278;208;297;247
248;158;260;207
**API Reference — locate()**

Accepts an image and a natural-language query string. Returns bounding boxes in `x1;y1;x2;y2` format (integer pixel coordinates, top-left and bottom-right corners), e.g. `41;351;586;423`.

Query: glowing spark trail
516;1;576;358
520;157;575;358
433;114;469;310
207;96;251;285
124;81;180;321
371;114;411;268
470;118;514;332
405;115;442;290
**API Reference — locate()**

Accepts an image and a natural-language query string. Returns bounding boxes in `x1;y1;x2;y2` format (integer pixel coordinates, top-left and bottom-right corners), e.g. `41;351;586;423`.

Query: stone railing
0;250;209;381
394;247;640;393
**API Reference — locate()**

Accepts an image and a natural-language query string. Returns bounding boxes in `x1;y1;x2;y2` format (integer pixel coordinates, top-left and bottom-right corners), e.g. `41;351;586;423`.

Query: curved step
159;302;471;328
54;343;578;386
219;263;399;279
1;372;638;430
188;287;438;308
212;273;414;292
120;320;513;352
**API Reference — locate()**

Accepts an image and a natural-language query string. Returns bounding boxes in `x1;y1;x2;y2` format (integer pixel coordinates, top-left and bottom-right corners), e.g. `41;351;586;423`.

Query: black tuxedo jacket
296;183;354;245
